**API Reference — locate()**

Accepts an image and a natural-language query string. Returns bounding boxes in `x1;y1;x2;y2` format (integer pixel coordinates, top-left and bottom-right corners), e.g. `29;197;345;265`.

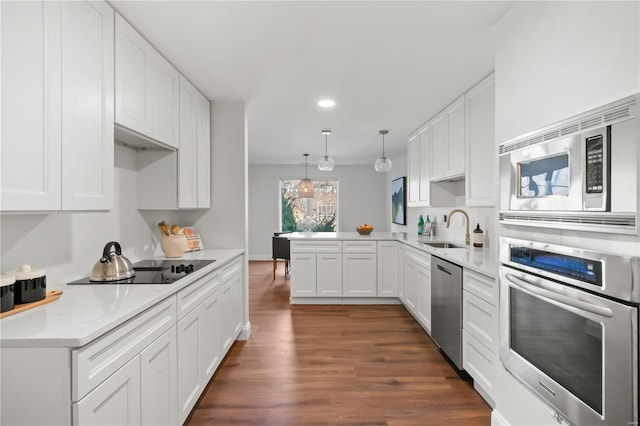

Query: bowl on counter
356;225;374;235
9;265;46;304
0;274;15;313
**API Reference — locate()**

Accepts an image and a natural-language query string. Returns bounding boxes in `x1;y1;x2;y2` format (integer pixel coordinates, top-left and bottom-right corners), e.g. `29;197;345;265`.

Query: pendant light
298;153;314;198
374;129;392;172
318;129;335;171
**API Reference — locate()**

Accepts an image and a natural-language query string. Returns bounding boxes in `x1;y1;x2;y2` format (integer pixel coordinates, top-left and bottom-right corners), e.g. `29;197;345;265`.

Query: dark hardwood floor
187;261;491;425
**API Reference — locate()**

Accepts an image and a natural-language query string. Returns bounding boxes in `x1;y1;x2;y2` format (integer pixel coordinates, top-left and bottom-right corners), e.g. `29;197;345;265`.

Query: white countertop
0;249;243;348
288;232;497;278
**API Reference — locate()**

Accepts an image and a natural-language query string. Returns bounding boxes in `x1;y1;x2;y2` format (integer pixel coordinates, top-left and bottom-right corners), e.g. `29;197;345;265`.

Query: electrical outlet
443;214;448;223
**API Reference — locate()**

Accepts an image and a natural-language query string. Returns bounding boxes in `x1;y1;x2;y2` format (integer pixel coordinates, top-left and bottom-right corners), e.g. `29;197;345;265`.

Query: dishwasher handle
436;264;452;275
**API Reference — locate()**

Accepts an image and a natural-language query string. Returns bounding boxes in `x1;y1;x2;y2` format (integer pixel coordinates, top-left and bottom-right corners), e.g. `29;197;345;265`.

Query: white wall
0;144;180;286
248;164;388;260
493;2;640;426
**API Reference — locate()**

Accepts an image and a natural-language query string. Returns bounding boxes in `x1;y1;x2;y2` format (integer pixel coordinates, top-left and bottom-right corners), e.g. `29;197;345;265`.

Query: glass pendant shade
374;129;392;172
298;154;314;198
375;156;392;172
318;129;334;171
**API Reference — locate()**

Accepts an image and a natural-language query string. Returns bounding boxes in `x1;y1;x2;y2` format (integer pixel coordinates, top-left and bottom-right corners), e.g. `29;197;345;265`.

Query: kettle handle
101;241;122;263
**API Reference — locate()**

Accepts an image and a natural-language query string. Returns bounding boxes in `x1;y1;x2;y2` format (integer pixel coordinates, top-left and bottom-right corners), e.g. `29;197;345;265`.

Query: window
280;178;338;232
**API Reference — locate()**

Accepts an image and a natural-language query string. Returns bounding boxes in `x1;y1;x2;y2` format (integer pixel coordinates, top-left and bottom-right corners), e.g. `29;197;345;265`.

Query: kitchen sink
420;241;467;249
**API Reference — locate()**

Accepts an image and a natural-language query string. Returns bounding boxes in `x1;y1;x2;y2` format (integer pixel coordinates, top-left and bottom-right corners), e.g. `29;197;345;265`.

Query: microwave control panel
585;134;604;193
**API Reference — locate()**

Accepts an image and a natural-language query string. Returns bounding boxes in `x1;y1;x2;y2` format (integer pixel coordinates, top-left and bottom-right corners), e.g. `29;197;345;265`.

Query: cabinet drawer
176;270;220;319
290;241;341;253
463;269;497;306
220;256;242;282
73;296;176;401
406;247;430;269
463;329;496;402
463;289;498;354
342;240;376;253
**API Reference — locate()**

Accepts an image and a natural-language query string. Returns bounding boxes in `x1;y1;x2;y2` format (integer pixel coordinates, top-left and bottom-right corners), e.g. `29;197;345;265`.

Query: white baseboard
237;321;251;340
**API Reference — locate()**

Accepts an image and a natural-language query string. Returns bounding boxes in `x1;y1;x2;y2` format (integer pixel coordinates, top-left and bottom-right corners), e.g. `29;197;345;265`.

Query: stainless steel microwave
499;94;639;234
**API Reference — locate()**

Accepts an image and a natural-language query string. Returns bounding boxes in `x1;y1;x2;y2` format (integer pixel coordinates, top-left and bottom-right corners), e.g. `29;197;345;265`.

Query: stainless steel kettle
90;241;135;282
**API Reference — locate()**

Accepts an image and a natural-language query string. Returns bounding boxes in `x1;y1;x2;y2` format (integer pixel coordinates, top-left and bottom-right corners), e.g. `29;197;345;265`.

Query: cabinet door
220;281;234;353
178;75;199;208
61;0;114;210
342;253;377;297
230;272;244;337
73;357;141;426
200;290;221;381
115;13;151;136
407;134;420;204
463;329;496;404
463;289;498;354
177;307;202;424
141;327;178;426
430;112;448;181
291;253;317;297
416;264;431;333
418;125;431;204
446;95;465;177
1;1;62;211
196;93;211;208
397;244;406;302
465;73;496;206
404;258;418;313
317;253;342;296
377;241;398;297
149;54;180;148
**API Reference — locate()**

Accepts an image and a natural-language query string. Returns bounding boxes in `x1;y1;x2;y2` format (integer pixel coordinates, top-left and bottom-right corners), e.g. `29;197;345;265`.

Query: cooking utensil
9;265;46;304
90;241;135;282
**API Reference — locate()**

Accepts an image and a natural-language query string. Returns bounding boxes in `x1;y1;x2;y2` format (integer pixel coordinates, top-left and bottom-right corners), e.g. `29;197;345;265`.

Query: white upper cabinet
1;0;114;211
465;73;496;206
179;76;211;209
61;0;114;210
430;95;465;181
1;1;62;211
407;125;431;207
115;13;179;149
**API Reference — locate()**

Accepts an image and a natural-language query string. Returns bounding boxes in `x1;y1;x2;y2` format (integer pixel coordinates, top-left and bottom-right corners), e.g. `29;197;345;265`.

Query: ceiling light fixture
318;129;335;171
374;130;392;172
318;99;335;108
298;153;314;198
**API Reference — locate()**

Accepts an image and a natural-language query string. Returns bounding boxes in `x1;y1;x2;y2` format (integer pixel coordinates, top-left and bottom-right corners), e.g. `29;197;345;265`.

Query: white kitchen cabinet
377;241;398;297
430;95;465;182
177;301;204;423
465;73;496;207
398;243;407;303
416;262;431;333
179;75;211;209
403;256;418;313
343;253;377;297
1;1;61;211
317;253;343;296
115;13;179;149
291;253;317;297
407;125;431;207
462;269;498;406
61;0;114;210
73;357;141;426
140;327;178;426
200;291;221;382
1;0;114;211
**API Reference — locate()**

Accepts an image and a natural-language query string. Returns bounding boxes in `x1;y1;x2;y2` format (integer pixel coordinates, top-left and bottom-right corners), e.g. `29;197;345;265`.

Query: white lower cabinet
74;356;141;426
342;253;377;297
462;269;498;406
291;253;317;297
177;300;205;422
141;327;178;426
416;262;431;333
403;257;418;313
377;241;398;297
317;253;342;296
397;243;407;303
220;262;243;353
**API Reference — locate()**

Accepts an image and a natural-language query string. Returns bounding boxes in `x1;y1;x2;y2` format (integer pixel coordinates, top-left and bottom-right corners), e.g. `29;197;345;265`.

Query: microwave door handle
504;273;613;318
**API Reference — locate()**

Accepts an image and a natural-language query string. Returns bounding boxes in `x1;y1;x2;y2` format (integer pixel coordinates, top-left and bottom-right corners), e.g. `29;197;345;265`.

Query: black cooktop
68;259;216;285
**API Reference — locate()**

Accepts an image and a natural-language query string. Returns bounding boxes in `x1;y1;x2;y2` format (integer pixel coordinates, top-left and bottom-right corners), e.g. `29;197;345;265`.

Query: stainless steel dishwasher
431;256;463;369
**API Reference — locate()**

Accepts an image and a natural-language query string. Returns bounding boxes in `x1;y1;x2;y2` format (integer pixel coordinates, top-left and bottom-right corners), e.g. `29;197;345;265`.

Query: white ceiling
110;1;513;166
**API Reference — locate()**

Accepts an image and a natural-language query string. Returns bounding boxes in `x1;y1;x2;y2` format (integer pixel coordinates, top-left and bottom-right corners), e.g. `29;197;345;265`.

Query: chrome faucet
446;209;470;245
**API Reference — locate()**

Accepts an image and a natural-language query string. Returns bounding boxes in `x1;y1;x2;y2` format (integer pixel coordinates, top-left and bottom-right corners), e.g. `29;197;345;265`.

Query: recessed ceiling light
318;99;335;108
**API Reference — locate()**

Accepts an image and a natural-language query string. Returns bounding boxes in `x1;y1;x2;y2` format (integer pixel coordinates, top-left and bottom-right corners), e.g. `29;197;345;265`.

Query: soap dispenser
473;223;484;248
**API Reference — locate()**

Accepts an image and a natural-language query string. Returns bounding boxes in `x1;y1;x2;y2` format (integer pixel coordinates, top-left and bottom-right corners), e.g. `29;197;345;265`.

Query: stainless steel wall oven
499;94;639;234
499;237;639;426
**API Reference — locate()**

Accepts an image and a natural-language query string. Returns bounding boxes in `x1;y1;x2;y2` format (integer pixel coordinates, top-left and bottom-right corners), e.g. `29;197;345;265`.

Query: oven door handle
504;273;613;318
